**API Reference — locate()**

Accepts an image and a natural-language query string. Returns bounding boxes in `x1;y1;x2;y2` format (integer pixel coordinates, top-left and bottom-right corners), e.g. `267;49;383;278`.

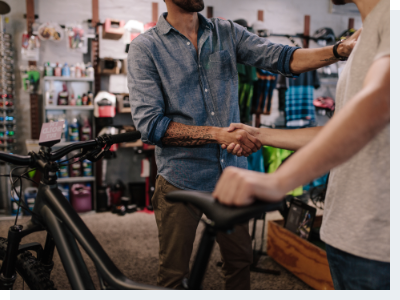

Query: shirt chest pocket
208;50;234;81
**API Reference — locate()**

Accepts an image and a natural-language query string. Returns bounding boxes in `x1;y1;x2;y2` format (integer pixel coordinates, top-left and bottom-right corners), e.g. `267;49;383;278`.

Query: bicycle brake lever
83;144;112;162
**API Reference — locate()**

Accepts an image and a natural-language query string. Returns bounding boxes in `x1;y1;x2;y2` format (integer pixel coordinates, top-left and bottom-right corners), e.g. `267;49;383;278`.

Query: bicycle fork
0;225;23;289
0;221;56;289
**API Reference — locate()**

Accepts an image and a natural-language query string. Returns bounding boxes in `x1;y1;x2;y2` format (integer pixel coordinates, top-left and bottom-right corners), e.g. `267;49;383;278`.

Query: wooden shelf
57;176;95;183
44;76;94;82
45;105;94;111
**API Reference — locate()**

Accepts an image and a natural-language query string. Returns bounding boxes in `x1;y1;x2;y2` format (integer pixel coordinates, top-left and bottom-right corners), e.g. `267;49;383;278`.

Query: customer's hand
221;123;261;156
337;28;362;58
212;167;285;206
216;127;261;157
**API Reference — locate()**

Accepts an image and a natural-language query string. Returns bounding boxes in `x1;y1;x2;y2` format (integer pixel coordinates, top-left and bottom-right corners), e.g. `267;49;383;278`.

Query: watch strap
333;40;348;61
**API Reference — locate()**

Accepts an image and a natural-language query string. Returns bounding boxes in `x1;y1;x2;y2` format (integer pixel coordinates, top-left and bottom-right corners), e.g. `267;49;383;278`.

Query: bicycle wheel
0;237;56;290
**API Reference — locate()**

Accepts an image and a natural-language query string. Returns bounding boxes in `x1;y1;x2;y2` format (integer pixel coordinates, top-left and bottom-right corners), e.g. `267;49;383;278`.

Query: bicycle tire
0;237;56;290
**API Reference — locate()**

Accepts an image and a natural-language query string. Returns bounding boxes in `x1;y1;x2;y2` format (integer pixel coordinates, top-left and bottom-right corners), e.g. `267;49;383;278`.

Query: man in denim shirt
128;0;356;289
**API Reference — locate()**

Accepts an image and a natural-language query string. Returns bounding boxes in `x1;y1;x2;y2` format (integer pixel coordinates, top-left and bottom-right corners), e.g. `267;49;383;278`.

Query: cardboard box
117;93;131;113
98;58;121;75
102;19;125;40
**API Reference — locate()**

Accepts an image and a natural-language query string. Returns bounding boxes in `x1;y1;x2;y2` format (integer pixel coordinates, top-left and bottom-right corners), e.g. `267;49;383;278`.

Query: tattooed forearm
161;122;218;147
320;56;339;62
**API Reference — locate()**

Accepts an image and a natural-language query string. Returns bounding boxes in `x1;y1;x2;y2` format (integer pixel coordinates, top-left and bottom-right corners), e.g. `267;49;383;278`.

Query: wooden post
254;10;265;127
92;0;99;28
348;18;354;29
257;10;264;22
92;0;100;93
303;15;310;48
25;0;40;139
152;2;159;23
207;6;213;18
26;0;35;35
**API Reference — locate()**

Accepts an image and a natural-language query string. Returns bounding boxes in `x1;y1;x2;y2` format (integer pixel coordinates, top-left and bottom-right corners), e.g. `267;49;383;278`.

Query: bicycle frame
1;180;216;290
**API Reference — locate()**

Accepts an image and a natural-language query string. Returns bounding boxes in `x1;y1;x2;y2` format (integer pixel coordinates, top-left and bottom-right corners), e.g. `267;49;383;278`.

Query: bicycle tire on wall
0;237;56;290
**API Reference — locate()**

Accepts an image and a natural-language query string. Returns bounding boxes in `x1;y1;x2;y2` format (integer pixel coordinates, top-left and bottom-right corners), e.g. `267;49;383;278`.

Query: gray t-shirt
320;0;390;263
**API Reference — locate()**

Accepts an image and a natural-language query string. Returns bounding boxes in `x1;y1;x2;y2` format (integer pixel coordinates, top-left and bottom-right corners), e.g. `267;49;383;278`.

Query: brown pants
152;175;253;289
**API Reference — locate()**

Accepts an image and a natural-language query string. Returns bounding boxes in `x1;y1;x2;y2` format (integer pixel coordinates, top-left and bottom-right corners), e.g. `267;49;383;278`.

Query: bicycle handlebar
108;131;141;144
50;140;98;161
0;131;142;166
0;152;32;166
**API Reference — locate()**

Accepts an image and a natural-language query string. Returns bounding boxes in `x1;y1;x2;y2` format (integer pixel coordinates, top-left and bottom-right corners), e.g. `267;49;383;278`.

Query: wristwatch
333;40;348;61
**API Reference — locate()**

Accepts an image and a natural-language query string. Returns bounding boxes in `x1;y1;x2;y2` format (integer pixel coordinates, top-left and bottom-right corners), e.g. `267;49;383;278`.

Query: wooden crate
267;217;334;290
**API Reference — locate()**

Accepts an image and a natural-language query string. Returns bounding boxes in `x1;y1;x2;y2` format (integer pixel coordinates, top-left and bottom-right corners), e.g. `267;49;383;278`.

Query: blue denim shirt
128;13;299;192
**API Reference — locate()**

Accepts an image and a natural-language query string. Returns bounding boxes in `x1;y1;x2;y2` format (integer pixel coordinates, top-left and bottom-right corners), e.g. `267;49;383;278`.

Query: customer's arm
127;40;261;156
213;55;390;206
223;124;323;152
161;122;261;155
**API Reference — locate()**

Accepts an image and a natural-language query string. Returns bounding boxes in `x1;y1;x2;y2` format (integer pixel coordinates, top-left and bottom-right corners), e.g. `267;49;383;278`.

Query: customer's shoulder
373;0;389;21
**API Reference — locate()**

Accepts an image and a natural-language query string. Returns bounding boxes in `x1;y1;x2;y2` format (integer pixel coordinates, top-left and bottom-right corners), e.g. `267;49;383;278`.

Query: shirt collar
156;12;214;35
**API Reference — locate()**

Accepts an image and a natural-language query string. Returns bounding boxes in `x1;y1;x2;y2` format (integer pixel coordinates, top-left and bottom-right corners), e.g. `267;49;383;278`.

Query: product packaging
68;118;80;141
69;159;82;177
57;83;69;105
82;160;93;177
80;116;92;141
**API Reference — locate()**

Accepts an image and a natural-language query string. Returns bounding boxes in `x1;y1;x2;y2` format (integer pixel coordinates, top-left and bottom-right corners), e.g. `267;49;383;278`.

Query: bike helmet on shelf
233;19;248;28
338;28;356;40
252;21;270;37
313;27;336;45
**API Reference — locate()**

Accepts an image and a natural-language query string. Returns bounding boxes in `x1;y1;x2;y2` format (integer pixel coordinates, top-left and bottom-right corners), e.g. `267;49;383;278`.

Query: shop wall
35;0;92;65
99;0;361;58
5;0;361;154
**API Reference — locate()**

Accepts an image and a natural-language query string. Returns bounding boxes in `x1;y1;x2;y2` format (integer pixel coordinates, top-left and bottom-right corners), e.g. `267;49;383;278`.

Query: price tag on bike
39;121;65;147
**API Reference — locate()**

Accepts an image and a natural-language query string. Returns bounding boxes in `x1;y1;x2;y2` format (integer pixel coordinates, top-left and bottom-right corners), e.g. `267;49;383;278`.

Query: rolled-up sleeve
232;22;299;78
127;41;171;147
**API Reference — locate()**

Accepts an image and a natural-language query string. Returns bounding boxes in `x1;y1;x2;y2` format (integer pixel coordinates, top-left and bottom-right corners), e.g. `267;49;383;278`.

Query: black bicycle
0;131;283;290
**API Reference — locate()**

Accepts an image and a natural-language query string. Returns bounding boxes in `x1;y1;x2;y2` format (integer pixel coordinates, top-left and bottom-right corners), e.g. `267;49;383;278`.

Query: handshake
216;123;262;157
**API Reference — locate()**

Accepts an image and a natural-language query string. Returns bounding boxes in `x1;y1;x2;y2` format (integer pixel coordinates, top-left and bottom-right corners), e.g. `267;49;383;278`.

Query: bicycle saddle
166;191;283;230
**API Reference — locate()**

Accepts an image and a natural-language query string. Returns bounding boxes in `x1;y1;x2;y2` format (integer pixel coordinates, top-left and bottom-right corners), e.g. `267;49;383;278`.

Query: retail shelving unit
0;32;16;216
42;76;98;211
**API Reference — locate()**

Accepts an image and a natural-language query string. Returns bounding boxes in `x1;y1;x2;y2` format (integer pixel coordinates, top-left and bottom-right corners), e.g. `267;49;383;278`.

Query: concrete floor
0;210;311;290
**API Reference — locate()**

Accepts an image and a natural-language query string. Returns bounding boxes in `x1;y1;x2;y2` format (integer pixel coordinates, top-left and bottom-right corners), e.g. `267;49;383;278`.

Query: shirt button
221;159;224;163
211;112;215;116
187;42;190;45
205;89;208;92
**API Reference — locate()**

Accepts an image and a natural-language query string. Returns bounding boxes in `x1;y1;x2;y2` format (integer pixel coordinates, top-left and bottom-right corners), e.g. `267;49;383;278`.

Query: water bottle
61;63;70;77
68;118;80;142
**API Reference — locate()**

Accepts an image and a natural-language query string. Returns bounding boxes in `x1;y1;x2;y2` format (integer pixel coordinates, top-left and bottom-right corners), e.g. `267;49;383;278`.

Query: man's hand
337;28;362;58
221;123;261;156
216;127;261;157
212;167;285;206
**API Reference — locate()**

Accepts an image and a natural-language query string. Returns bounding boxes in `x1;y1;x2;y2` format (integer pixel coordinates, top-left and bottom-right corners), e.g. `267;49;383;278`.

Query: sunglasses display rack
0;32;16;153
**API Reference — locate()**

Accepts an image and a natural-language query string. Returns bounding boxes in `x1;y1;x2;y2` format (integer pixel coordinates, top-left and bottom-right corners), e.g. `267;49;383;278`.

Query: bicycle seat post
185;220;219;290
